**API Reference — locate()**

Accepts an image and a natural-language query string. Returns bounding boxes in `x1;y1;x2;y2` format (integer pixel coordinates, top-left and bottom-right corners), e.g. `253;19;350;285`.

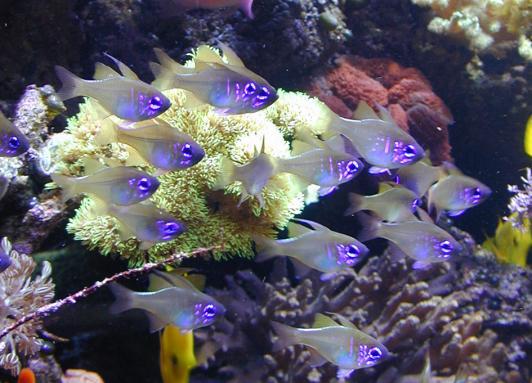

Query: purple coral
504;168;531;231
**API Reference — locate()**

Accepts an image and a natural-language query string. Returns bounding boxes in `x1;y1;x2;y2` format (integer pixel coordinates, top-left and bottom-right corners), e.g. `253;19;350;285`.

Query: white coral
0;238;55;376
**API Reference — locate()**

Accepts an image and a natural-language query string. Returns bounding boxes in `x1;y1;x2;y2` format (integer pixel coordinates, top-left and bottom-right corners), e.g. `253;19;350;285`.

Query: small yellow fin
312;313;338;328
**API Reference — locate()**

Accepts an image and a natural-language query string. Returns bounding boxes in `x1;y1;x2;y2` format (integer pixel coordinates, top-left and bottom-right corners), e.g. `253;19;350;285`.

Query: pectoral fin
308;349;327;367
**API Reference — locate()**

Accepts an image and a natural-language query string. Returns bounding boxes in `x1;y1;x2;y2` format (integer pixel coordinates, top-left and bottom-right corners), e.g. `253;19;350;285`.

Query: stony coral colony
38;43;498;378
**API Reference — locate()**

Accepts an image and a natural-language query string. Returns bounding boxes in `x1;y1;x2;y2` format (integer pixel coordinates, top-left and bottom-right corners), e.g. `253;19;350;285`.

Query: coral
0;237;55;376
504;167;532;231
48;88;338;264
308;55;454;164
193;228;531;382
411;0;532;61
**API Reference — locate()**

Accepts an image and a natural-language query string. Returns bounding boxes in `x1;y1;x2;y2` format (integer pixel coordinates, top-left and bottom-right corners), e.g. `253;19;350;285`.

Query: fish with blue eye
357;212;462;269
254;219;368;280
109;270;225;332
97;119;205;171
105;202;186;250
0;110;30;157
51;166;160;206
271;313;388;379
320;102;424;169
150;45;278;114
428;174;491;218
55;54;171;121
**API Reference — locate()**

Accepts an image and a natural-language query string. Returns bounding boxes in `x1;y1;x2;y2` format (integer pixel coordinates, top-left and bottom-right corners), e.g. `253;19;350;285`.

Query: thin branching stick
0;245;221;340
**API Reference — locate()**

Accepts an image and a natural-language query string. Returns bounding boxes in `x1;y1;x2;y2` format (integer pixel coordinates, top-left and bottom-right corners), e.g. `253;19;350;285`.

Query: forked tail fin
270;321;299;352
54;66;84;101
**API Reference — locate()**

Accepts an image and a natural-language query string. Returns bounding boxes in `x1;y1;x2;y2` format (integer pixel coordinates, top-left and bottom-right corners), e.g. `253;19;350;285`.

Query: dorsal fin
104;53;139;80
94;62;121;80
218;42;245;67
292;218;329;232
375;104;395;124
151;270;199;291
331;313;358;330
442;161;463;176
82;158;106;175
287;221;313;237
150;62;176;91
378;182;395;193
148;272;174;292
153;48;196;75
291;140;315;155
195;45;225;65
313;313;338;328
353;101;379;120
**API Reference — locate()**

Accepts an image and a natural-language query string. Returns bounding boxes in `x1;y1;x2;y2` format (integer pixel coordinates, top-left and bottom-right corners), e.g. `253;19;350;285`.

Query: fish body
17;368;36;383
159;0;254;18
272;314;388;378
51;166;160;205
396;160;444;197
99;119;205;171
483;215;531;267
110;276;225;332
345;186;418;222
277;148;363;188
358;214;461;268
0;248;11;273
0;110;30;157
428;174;491;217
160;324;197;383
525;114;532;157
254;219;368;274
332;117;424;169
151;46;277;114
107;203;186;250
55;64;171;121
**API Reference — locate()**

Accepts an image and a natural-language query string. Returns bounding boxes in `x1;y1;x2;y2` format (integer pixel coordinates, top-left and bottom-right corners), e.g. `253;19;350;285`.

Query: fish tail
213;157;235;190
54;65;84;101
50;173;76;201
344;192;365;216
252;235;279;262
149;62;177;91
271;321;299;352
108;283;137;315
240;0;254;19
356;212;381;242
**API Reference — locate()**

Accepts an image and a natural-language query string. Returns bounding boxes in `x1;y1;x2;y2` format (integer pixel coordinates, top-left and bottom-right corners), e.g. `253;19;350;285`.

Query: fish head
173;139;206;168
458;177;491;209
0;127;30;157
155;218;186;241
429;234;462;262
356;339;389;368
111;170;160;205
389;131;424;168
130;86;171;120
192;297;226;329
336;157;364;184
336;240;369;267
152;137;205;170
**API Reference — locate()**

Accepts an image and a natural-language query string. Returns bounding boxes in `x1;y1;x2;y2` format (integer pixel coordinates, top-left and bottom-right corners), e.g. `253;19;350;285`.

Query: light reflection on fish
51;166;160;205
0;110;30;157
97;119;205;171
358;213;462;269
150;44;277;114
109;270;225;332
271;313;388;379
254;219;368;278
55;56;171;121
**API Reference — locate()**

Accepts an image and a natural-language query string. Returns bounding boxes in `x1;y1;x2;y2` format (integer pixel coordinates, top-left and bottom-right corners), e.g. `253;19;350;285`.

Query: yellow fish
159;324;197;383
483;215;531;267
525;115;532;157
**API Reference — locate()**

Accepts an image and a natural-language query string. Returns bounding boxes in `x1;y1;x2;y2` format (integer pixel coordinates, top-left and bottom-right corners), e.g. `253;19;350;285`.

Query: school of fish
37;40;492;380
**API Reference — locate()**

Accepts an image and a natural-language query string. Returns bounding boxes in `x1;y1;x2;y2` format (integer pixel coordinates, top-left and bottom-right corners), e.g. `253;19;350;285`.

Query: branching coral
193;228;531;382
0;237;55;376
411;0;532;61
48;85;332;264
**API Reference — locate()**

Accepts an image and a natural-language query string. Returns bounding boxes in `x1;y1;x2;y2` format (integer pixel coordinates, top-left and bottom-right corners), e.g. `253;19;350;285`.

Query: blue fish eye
439;240;453;254
257;87;270;100
203;304;217;319
347;244;360;258
473;188;482;197
244;82;257;95
346;160;360;174
163;222;179;235
137;177;151;192
404;144;417;158
181;144;193;158
149;96;163;111
8;136;20;149
368;347;383;360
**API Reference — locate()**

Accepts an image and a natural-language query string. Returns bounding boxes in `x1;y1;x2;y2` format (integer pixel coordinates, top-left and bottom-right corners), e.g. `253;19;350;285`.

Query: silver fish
345;186;419;222
98;119;205;171
109;272;225;332
358;213;461;269
55;57;171;121
271;313;388;379
107;203;186;250
395;160;444;197
0;110;30;157
254;219;368;277
322;102;424;169
51;166;160;205
428;174;491;217
150;45;277;114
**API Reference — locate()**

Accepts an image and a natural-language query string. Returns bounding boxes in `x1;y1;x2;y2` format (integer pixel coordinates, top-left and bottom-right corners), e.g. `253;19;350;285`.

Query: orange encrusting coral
309;55;454;164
